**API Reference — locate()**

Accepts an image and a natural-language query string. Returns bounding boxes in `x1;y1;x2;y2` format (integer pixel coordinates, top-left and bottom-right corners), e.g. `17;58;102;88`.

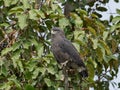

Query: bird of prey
51;27;88;77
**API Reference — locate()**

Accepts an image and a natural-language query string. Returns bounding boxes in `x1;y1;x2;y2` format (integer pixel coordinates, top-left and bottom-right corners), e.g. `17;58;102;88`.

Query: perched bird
51;27;88;77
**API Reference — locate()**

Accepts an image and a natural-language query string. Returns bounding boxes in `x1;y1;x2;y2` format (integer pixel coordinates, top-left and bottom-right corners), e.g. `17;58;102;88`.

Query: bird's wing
59;39;85;67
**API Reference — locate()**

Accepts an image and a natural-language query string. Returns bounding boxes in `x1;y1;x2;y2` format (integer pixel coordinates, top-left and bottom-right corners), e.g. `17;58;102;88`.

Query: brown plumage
51;27;88;77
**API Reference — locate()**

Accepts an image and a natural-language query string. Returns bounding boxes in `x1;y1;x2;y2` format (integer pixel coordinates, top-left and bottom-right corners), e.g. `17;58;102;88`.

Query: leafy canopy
0;0;120;90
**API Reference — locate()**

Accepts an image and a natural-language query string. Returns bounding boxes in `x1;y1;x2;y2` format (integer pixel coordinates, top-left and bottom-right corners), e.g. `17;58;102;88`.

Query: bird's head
51;27;65;37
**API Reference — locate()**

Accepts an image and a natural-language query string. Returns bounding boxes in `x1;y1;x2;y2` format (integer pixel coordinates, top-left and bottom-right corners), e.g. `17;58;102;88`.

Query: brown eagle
51;27;88;77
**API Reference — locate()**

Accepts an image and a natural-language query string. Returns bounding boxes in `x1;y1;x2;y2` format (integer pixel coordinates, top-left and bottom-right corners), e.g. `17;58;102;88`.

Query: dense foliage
0;0;120;90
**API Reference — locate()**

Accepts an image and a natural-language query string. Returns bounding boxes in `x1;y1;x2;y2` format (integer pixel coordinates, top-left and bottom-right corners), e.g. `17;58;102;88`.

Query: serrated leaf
21;0;30;9
12;42;20;51
47;66;56;75
59;18;69;29
18;14;28;29
39;67;46;75
44;78;51;87
36;10;45;18
51;2;59;11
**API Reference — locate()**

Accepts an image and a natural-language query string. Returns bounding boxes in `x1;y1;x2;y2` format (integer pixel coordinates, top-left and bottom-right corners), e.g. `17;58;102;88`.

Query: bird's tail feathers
77;67;88;78
79;69;88;78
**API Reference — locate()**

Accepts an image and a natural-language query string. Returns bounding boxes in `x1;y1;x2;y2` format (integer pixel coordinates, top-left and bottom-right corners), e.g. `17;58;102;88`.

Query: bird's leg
63;65;69;90
61;60;69;67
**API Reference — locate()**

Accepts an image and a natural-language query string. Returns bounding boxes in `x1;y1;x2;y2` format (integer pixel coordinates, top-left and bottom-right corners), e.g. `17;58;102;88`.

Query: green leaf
1;47;13;56
87;26;96;36
30;38;38;46
12;42;20;51
25;71;32;80
29;9;45;20
96;47;104;62
21;0;30;9
23;41;31;49
36;44;43;57
39;67;46;75
96;7;107;12
91;13;98;18
112;16;120;24
93;12;102;18
98;44;105;59
17;60;24;72
0;82;11;90
99;40;111;55
116;9;120;14
25;84;35;90
11;50;21;68
9;6;24;15
87;58;95;81
91;38;98;49
44;78;51;87
29;10;37;20
103;31;109;40
72;42;80;51
47;66;56;75
70;13;83;28
37;10;45;18
4;0;18;7
110;23;120;33
18;14;28;29
8;75;21;88
114;0;119;3
0;23;9;27
59;18;69;29
51;2;59;11
32;68;40;79
55;71;63;80
1;65;8;77
76;9;87;15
